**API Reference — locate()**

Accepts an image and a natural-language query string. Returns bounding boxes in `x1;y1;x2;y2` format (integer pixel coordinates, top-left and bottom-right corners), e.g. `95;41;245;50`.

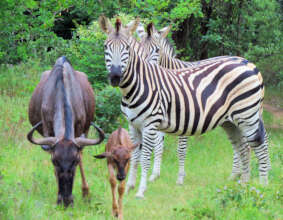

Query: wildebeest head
27;121;104;207
94;144;138;181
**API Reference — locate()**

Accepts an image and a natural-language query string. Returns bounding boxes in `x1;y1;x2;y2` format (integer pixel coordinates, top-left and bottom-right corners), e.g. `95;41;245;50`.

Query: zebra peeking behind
99;16;270;199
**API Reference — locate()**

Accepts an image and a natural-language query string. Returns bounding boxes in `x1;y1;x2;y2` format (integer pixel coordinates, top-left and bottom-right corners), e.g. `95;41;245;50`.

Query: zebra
99;16;270;198
135;22;256;184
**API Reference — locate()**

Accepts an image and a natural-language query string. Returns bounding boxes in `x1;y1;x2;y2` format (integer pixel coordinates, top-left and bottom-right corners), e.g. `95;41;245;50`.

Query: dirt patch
263;103;283;129
263;103;283;119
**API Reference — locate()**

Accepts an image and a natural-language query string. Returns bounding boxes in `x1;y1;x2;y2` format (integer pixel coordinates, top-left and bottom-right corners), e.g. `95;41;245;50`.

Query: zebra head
99;16;140;87
137;22;174;63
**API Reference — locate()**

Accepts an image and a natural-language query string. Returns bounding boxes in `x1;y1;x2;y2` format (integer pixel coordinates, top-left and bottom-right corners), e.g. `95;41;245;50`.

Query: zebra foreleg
149;131;165;182
136;126;160;198
176;136;188;185
126;125;142;194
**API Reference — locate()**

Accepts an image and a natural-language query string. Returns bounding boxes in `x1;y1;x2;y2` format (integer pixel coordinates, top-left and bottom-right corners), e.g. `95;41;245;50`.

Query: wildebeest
27;56;104;207
94;127;138;219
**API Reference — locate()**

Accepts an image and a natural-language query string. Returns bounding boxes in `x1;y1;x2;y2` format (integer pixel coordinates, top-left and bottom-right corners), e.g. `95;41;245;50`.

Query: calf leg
118;180;126;220
79;152;89;197
108;164;118;217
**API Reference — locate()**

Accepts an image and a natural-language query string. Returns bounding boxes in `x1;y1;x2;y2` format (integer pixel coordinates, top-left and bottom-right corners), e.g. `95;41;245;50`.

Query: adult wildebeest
27;56;104;207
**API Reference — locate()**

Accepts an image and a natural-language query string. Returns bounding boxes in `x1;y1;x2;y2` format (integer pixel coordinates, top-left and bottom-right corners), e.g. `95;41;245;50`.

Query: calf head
27;121;104;207
94;144;138;181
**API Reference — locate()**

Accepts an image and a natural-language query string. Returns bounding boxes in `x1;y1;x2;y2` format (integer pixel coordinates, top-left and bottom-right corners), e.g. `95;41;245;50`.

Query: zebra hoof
125;184;135;194
176;178;184;185
259;176;268;185
149;173;160;182
135;192;145;199
228;172;241;181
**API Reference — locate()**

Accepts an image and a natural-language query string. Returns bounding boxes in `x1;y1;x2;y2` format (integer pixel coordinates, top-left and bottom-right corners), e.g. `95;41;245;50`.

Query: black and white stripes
99;17;270;198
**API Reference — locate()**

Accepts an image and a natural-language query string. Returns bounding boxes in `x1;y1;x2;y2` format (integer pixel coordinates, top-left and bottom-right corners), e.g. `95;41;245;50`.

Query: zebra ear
136;22;147;39
126;17;140;36
99;15;113;34
159;25;171;38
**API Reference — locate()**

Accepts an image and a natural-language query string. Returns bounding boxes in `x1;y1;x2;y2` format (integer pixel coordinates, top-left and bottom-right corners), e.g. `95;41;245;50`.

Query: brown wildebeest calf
27;56;104;207
94;127;138;219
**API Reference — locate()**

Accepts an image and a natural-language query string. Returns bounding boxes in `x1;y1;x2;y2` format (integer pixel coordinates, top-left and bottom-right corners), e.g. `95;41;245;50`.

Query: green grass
0;62;282;219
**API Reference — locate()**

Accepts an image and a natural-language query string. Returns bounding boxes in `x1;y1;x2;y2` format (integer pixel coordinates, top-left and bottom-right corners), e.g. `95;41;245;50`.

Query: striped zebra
135;23;258;184
99;17;270;198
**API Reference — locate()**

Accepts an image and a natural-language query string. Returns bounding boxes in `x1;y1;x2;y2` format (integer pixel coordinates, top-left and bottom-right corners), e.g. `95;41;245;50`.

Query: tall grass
0;62;282;219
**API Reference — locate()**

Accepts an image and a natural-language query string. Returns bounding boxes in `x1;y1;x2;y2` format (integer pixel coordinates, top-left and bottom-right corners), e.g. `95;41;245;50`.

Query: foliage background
1;0;282;131
0;1;282;219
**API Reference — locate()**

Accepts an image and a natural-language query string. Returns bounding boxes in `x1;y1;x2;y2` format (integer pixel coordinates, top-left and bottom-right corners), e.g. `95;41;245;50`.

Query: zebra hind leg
241;118;270;185
176;136;188;185
149;132;165;182
228;151;242;180
222;122;251;184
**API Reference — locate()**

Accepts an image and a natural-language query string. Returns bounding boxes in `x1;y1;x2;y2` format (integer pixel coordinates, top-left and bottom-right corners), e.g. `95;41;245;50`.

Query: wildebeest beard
56;166;76;207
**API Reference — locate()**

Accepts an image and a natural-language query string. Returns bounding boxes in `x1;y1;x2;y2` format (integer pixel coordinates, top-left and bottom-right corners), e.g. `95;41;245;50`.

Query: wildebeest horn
27;121;58;146
75;122;105;148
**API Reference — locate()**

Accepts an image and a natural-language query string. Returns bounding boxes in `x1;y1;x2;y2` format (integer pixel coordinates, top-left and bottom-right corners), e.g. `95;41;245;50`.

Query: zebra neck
119;49;153;103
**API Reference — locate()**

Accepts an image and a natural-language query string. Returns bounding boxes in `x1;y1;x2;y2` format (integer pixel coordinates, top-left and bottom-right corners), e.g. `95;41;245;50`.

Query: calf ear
129;143;140;151
94;152;111;159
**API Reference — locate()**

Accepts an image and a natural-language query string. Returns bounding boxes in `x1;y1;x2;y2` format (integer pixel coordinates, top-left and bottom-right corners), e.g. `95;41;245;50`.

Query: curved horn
27;121;58;146
75;122;105;148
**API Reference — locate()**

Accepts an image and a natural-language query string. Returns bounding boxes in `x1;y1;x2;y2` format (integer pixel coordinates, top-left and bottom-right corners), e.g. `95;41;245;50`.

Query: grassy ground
0;62;282;219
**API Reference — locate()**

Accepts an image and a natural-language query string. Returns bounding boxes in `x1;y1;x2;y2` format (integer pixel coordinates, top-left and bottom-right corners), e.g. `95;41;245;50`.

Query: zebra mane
147;23;153;37
115;18;122;33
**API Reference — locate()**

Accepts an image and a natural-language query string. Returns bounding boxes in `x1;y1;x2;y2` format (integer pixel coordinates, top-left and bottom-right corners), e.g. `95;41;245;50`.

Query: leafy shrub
66;13;137;90
94;86;124;134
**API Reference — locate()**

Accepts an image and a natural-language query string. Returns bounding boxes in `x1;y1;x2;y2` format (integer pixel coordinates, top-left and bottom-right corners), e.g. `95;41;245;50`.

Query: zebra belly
121;104;159;130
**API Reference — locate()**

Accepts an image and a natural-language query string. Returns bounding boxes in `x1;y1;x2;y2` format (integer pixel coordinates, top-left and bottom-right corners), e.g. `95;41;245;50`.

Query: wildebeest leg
118;180;125;220
79;152;89;197
108;164;118;217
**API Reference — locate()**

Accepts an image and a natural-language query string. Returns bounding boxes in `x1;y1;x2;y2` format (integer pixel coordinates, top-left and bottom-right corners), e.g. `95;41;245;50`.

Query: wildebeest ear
99;15;113;34
159;25;171;38
94;152;111;159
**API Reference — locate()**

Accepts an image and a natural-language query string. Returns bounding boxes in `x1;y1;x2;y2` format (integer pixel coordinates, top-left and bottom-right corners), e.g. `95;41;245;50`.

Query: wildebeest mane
53;60;73;140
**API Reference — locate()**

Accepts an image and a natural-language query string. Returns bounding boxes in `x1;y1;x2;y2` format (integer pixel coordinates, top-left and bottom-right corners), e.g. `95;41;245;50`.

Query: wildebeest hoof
82;187;89;197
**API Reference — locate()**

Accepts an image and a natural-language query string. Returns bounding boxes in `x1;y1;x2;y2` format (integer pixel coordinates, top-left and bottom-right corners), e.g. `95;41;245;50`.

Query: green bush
94;86;124;134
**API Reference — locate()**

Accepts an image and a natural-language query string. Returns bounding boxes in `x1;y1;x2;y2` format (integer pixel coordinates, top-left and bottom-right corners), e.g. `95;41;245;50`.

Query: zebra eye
104;45;108;49
126;45;130;50
156;48;159;53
